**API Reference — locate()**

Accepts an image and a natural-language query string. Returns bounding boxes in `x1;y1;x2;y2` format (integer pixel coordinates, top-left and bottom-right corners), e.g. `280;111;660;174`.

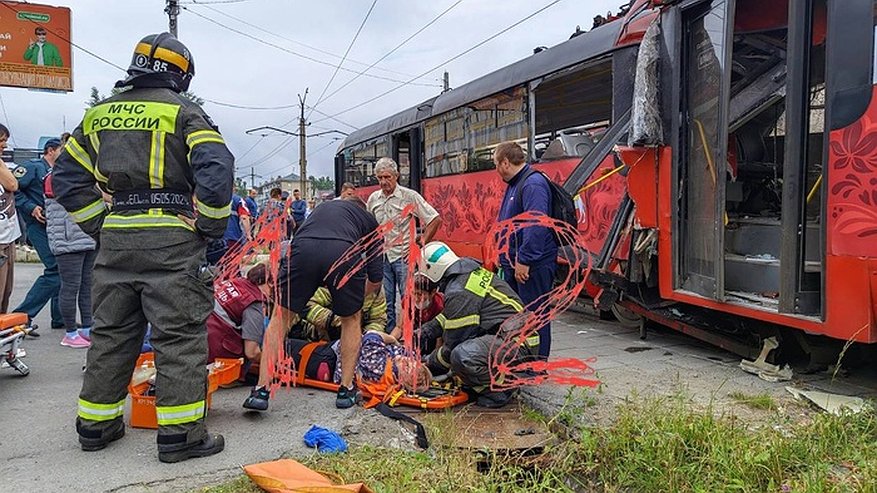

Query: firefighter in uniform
420;241;540;408
52;33;234;463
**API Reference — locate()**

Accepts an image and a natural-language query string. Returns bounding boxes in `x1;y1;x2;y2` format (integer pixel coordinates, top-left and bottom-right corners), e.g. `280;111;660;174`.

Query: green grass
198;393;877;493
729;391;778;411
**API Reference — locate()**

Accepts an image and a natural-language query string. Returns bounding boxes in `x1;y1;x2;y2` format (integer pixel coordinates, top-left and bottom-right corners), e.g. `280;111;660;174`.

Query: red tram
335;0;877;358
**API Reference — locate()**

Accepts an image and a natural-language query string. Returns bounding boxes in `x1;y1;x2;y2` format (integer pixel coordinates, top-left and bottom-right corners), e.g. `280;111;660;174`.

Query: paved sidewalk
521;304;877;423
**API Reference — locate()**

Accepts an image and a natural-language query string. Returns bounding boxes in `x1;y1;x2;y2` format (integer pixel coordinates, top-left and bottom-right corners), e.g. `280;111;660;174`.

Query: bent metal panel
0;1;72;92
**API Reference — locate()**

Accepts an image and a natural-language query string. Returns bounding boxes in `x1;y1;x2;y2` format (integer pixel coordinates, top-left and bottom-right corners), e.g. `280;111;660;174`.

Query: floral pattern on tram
421;156;626;259
828;87;877;257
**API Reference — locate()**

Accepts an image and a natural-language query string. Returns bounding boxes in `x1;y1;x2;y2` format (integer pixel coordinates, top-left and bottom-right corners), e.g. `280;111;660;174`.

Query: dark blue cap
44;138;62;151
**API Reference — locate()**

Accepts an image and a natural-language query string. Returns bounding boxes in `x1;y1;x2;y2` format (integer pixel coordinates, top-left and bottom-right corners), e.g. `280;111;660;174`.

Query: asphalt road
0;263;416;493
2;262;874;492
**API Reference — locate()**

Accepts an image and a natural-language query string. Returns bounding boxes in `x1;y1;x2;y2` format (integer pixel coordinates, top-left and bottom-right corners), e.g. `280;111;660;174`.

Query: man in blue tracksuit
290;189;307;231
13;138;64;332
494;141;557;359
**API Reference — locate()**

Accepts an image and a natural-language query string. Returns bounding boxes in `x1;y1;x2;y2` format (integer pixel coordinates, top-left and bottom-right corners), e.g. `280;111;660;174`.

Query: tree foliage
309;176;334;191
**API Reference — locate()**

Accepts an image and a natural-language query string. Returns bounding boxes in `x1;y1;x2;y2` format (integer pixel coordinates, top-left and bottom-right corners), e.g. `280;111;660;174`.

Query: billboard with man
0;1;72;91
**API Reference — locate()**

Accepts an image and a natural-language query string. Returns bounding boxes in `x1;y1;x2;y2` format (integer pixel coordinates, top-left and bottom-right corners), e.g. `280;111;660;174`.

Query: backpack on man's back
514;167;578;239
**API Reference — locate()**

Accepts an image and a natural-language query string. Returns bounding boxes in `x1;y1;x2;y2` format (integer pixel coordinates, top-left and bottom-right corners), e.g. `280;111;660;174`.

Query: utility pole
166;0;180;38
442;71;450;93
298;89;308;198
250;167;256;189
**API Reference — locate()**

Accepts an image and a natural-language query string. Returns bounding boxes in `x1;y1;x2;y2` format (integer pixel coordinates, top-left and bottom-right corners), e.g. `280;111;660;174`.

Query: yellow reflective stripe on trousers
186;129;224;148
525;334;540;347
441;313;480;329
194;197;231;220
486;286;524;312
70;199;106;223
149;131;166;188
64;137;94;174
103;213;195;231
78;398;125;422
156;401;206;426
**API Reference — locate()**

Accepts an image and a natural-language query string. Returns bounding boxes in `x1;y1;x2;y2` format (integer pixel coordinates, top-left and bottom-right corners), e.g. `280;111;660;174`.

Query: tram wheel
611;303;645;334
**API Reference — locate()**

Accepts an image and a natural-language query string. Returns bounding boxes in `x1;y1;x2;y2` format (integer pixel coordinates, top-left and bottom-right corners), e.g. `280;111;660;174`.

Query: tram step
724;253;821;294
724;218;821;261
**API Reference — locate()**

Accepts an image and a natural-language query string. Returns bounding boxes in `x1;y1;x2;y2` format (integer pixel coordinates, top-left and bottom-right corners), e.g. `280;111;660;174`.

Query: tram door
392;127;423;192
678;0;735;300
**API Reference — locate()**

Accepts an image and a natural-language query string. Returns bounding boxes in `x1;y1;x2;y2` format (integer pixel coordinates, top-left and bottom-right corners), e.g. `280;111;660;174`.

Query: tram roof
339;19;623;151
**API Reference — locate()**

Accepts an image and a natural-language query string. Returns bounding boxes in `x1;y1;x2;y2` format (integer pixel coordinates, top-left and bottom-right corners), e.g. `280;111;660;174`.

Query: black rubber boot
79;420;125;452
158;434;225;463
242;386;270;411
476;389;515;409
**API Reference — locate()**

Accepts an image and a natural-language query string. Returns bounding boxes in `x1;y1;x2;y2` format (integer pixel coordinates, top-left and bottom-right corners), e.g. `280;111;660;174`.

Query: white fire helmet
421;241;460;283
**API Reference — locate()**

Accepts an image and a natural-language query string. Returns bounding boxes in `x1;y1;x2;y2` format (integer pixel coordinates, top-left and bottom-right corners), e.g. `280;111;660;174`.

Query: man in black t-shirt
244;196;383;411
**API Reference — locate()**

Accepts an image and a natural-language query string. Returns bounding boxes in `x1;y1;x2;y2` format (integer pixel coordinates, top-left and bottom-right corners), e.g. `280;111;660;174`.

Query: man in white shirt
367;157;442;331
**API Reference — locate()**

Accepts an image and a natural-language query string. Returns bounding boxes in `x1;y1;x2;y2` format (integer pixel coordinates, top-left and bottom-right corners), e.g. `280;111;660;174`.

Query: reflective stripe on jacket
421;258;526;368
52;87;234;249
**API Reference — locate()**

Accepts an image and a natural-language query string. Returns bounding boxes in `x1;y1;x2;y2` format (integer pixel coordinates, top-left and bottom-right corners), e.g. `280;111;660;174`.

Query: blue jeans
14;221;62;327
383;257;408;330
502;262;556;359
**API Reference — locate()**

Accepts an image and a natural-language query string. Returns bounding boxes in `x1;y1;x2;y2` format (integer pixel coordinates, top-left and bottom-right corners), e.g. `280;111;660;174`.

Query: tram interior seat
536;133;596;162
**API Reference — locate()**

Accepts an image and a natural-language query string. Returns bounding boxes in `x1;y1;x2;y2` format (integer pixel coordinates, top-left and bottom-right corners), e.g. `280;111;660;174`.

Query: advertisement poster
0;1;72;92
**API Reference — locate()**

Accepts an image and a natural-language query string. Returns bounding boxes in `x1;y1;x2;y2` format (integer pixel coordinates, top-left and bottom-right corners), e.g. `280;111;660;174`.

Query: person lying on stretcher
284;331;432;393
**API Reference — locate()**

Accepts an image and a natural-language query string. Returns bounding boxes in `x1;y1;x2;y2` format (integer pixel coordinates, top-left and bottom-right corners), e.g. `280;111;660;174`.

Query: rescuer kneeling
420;242;539;408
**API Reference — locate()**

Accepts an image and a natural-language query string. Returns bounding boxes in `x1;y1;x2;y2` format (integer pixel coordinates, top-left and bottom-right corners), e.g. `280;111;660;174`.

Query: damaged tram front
335;0;877;359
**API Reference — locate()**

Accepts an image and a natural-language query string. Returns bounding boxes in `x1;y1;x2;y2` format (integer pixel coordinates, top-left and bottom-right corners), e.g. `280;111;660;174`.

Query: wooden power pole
298;89;308;197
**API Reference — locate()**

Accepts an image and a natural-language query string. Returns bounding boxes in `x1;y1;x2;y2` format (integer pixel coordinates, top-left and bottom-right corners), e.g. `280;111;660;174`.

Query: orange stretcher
293;341;469;410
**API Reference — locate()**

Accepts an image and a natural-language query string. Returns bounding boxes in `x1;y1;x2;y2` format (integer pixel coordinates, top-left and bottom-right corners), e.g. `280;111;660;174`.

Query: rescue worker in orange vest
207;264;271;367
52;33;234;463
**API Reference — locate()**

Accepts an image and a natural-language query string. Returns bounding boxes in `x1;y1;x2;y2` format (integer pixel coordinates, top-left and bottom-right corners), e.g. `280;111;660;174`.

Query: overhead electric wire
256;135;342;181
181;6;441;87
195;2;419;79
240;136;296;171
313;0;564;125
233;135;265;167
308;0;379;120
203;98;299;110
315;0;464;111
0;2;126;72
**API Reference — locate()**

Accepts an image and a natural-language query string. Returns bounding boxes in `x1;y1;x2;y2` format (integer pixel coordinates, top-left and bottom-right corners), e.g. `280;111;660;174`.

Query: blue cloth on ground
303;425;347;453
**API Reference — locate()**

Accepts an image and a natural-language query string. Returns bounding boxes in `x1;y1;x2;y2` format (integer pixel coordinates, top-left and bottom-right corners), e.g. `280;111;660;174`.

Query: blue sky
0;0;618;185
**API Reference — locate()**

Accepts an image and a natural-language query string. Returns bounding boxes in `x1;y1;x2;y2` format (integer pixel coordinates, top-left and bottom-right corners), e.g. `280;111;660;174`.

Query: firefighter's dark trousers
76;240;214;452
447;317;539;393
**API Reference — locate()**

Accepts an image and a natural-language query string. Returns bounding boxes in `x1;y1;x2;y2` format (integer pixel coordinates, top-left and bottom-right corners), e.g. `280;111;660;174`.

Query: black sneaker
242;386;270;411
25;322;39;338
335;385;360;409
476;390;515;409
158;434;225;463
79;422;125;452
